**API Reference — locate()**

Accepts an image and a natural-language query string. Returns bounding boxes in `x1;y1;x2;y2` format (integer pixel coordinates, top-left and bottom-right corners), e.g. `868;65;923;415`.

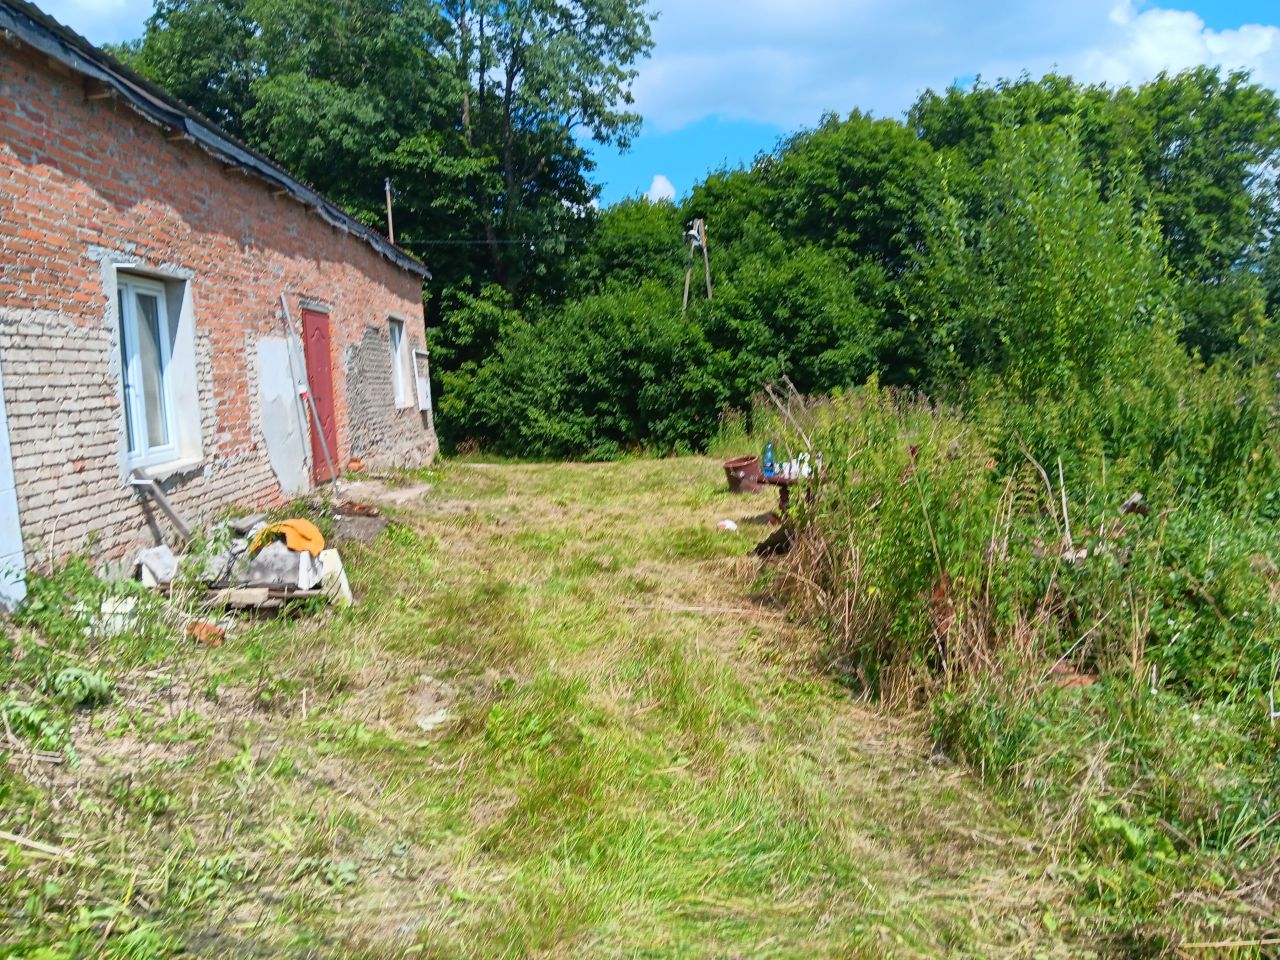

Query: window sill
129;455;205;484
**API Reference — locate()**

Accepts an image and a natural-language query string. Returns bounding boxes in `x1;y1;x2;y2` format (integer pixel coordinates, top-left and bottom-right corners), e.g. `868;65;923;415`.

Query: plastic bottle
762;441;776;477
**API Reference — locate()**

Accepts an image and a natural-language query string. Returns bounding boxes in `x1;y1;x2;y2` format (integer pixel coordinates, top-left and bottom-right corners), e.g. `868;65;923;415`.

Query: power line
404;237;597;246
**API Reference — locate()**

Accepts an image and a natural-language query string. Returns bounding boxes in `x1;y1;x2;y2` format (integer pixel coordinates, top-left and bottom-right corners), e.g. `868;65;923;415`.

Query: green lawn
2;458;1096;958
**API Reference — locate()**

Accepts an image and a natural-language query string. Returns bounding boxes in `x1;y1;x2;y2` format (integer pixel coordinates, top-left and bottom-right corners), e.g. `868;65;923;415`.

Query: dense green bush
450;204;899;455
462;282;723;458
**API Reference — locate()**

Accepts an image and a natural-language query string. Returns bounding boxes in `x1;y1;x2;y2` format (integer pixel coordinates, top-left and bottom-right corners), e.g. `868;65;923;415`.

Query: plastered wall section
0;43;436;566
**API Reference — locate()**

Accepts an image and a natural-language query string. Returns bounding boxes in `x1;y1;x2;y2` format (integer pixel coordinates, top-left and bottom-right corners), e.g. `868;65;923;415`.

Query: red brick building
0;0;437;603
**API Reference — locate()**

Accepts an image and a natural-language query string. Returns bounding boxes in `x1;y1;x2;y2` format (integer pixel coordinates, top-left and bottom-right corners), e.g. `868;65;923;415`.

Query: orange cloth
251;518;326;557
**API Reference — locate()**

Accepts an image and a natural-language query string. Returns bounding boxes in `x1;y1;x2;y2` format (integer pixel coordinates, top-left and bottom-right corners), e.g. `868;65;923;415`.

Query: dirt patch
365;674;458;736
334;513;390;544
339;477;434;508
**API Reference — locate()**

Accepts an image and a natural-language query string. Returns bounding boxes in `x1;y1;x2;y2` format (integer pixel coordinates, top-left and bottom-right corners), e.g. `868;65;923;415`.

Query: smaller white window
118;275;179;468
389;318;409;407
413;349;433;412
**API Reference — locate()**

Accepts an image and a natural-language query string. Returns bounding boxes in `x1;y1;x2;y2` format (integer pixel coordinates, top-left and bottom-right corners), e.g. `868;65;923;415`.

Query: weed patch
768;383;1280;944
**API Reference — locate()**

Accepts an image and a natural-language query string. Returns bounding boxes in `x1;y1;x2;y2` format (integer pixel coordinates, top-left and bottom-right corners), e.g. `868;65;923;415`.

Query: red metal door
301;308;338;484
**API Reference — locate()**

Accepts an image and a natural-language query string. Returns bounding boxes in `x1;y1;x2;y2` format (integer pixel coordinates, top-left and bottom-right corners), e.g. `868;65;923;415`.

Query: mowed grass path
5;459;1096;958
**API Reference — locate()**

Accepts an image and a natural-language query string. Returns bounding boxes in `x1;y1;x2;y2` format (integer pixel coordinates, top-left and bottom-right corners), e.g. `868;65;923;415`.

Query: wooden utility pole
682;218;712;313
682;239;694;311
384;177;395;244
700;219;712;300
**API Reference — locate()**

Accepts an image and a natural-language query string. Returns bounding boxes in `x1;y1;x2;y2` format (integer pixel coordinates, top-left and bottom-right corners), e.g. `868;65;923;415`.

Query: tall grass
766;377;1280;944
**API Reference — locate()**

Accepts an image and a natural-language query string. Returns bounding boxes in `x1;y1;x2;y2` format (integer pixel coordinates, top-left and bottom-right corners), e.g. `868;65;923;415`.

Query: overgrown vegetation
767;381;1280;946
755;120;1280;949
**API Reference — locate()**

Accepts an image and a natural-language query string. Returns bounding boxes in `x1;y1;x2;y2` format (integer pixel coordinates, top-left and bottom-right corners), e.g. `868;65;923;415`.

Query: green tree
909;69;1280;361
570;197;685;295
909;73;1115;172
117;0;450;225
1120;69;1280;358
1121;68;1280;285
698;224;890;404
907;124;1177;403
761;110;939;274
110;0;259;135
435;0;654;298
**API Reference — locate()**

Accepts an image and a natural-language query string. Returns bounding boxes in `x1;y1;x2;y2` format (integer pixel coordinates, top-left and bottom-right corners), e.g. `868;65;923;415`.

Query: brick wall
344;325;437;470
0;43;436;566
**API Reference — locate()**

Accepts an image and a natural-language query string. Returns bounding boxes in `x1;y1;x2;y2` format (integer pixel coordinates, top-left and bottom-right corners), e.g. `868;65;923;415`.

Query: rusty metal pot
723;455;764;494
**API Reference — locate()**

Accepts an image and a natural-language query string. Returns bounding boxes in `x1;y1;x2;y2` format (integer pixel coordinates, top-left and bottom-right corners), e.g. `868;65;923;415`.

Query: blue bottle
762;441;776;477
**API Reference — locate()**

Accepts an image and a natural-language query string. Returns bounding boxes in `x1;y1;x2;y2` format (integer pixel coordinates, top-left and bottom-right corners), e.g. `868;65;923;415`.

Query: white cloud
1076;3;1280;89
645;173;677;202
635;1;1280;132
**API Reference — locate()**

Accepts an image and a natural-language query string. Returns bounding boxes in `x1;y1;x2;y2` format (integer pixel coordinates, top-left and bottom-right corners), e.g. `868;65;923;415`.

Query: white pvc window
389;317;408;407
117;275;178;467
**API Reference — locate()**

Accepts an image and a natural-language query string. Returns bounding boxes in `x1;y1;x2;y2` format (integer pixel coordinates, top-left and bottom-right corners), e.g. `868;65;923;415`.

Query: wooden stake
682;219;712;313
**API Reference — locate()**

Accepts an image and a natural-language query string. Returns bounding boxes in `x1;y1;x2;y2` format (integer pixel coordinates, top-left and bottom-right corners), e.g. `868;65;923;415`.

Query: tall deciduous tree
435;0;653;297
112;0;260;136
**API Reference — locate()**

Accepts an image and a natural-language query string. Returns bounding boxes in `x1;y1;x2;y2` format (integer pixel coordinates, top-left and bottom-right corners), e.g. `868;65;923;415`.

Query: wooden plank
129;468;192;542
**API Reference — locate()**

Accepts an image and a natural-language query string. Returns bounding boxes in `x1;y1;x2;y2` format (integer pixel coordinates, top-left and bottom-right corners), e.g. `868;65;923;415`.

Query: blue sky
40;0;1280;206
